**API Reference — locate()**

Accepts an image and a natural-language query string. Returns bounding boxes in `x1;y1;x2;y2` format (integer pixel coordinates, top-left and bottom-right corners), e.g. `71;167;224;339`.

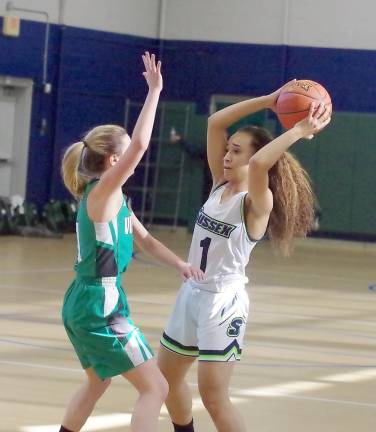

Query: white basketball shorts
161;277;249;361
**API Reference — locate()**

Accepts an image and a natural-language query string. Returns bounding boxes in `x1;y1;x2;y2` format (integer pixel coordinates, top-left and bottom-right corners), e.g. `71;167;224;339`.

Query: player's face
223;132;254;181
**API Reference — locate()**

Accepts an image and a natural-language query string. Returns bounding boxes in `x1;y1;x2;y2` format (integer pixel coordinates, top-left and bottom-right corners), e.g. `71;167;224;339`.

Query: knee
199;388;227;417
142;373;169;403
165;377;188;400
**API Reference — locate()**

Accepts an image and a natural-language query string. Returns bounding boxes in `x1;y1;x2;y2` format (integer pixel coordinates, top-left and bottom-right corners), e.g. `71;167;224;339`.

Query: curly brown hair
240;125;315;256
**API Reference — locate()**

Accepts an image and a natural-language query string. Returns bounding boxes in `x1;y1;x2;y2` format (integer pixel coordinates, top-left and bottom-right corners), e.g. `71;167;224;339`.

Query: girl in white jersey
158;81;331;432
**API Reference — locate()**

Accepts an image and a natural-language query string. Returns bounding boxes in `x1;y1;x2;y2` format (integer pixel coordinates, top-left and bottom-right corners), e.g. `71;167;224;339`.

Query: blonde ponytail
61;125;126;199
61;141;87;199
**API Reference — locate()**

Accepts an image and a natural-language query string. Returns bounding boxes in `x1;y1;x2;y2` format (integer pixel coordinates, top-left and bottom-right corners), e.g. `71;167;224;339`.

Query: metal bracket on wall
6;1;51;93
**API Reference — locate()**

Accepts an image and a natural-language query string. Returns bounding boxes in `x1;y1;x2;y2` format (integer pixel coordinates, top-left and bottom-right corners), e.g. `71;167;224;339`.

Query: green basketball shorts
62;276;154;379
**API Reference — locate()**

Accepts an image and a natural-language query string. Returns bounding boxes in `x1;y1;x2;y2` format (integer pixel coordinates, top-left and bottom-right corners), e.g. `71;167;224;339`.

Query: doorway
0;75;33;198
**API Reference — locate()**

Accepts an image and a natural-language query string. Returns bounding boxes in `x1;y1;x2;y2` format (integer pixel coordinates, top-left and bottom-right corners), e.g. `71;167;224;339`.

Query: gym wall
0;0;375;236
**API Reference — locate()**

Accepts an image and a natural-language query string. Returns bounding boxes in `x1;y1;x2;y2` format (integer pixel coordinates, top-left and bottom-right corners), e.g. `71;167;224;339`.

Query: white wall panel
2;0;376;49
63;0;160;38
288;0;376;50
0;0;160;37
163;0;376;50
162;0;287;44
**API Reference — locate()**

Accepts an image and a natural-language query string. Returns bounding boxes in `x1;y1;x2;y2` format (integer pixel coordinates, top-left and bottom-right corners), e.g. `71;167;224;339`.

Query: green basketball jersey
74;181;133;278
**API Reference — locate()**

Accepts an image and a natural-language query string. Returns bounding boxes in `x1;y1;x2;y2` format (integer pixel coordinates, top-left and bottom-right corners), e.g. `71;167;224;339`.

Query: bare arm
97;52;162;196
131;214;204;281
207;95;273;185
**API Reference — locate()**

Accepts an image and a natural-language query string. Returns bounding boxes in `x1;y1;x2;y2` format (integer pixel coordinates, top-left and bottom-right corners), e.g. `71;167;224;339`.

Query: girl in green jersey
60;52;203;432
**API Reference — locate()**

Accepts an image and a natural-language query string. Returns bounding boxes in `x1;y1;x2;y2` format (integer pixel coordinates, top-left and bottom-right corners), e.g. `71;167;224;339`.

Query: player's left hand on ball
294;102;331;139
179;262;204;282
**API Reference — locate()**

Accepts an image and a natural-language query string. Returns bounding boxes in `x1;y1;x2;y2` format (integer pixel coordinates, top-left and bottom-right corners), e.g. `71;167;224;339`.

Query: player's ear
109;154;119;166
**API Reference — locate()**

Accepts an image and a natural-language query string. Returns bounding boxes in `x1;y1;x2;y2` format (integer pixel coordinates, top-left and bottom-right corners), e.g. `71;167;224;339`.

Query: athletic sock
59;426;74;432
173;419;194;431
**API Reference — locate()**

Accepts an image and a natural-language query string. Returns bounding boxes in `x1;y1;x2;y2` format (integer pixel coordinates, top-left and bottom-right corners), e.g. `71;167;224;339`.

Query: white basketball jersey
188;184;257;287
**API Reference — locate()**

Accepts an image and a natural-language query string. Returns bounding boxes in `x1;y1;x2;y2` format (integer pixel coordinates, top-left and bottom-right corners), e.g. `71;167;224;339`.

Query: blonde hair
61;125;126;198
240;126;315;256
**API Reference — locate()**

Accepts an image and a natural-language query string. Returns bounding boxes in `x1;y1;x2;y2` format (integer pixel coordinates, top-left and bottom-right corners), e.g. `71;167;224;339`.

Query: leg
158;345;196;427
61;367;111;431
198;362;246;432
123;358;169;432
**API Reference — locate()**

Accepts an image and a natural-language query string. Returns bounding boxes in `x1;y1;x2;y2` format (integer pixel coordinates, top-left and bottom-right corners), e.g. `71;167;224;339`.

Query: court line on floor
0;261;372;286
1;355;376;377
0;267;72;274
20;370;376;432
20;396;237;432
248;340;376;361
2;333;376;363
4;357;375;406
318;368;376;383
0;338;71;351
20;413;133;432
252;306;376;325
0;359;82;373
234;390;376;409
230;381;376;408
0;253;159;275
5;357;376;394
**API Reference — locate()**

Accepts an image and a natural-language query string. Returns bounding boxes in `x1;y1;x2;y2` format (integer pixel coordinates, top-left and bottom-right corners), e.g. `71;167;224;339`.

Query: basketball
276;79;332;129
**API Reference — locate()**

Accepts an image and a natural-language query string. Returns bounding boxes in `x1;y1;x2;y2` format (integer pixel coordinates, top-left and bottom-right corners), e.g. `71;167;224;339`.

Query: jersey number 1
199;237;211;272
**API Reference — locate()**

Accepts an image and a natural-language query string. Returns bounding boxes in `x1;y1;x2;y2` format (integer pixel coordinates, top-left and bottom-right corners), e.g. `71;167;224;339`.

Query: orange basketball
276;80;332;129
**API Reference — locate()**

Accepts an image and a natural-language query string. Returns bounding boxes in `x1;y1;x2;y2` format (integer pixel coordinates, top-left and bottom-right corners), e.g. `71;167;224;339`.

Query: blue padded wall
1;19;376;236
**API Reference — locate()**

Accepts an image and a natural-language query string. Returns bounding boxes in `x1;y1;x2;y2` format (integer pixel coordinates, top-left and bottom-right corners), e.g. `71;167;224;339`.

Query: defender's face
223;132;254;181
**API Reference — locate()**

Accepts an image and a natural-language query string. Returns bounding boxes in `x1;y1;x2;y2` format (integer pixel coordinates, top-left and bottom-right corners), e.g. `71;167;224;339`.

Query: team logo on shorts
226;317;244;337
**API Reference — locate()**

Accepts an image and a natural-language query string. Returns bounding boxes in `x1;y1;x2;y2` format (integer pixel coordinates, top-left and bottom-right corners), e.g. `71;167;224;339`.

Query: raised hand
294;102;331;139
142;51;162;92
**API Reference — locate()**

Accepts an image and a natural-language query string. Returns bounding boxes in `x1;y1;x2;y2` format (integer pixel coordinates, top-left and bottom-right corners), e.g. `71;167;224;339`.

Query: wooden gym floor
0;229;375;432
